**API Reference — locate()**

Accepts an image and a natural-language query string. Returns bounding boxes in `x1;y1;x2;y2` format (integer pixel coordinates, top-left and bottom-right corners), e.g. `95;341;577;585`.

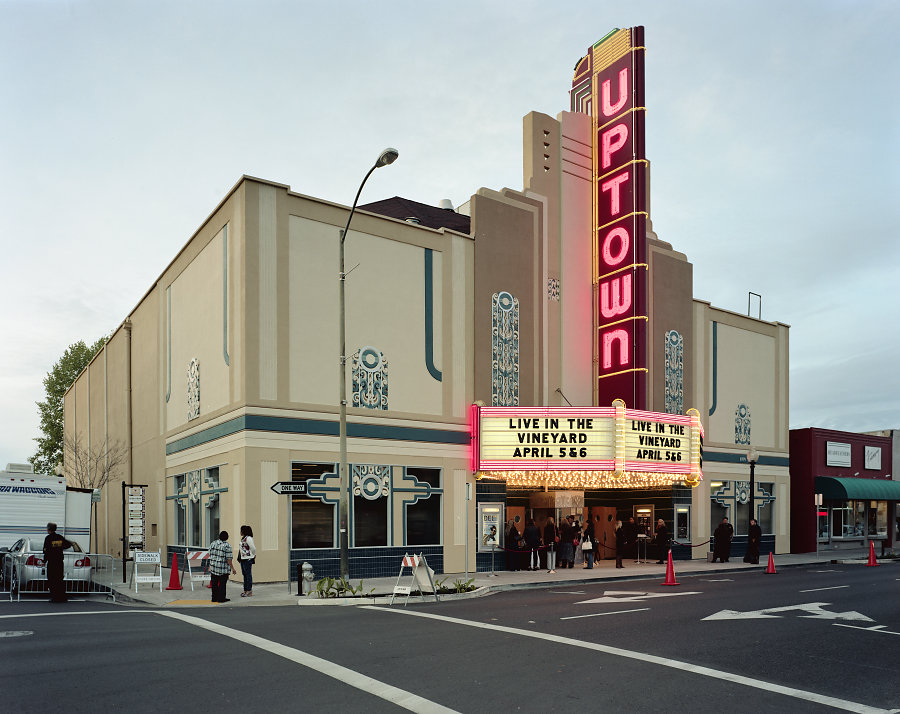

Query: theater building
64;26;791;581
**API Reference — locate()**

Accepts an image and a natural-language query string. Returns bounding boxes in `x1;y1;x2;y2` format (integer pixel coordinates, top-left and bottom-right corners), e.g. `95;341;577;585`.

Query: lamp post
746;447;758;526
338;148;399;581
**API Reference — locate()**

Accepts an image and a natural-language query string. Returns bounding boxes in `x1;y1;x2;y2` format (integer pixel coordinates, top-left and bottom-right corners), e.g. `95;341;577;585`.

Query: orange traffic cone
166;553;183;590
866;540;879;567
765;551;777;574
661;550;679;586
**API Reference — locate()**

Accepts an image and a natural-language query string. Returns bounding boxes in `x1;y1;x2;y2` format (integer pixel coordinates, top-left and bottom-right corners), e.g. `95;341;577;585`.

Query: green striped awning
815;476;900;501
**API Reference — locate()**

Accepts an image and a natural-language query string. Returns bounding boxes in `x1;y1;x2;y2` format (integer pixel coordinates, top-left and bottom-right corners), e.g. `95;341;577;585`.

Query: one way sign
270;482;306;495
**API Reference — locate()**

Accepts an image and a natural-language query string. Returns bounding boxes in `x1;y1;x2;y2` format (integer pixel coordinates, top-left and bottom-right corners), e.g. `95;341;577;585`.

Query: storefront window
733;501;749;536
817;510;829;539
405;468;442;546
354;494;387;547
831;506;851;538
870;501;887;537
757;483;774;533
205;467;220;544
291;462;336;549
710;501;728;535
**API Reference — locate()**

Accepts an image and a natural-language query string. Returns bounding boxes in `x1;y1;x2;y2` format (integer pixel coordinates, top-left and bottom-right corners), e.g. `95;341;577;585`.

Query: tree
63;433;128;490
31;337;107;475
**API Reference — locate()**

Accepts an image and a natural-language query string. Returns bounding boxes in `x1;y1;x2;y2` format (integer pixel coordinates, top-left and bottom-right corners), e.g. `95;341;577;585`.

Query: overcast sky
1;0;897;469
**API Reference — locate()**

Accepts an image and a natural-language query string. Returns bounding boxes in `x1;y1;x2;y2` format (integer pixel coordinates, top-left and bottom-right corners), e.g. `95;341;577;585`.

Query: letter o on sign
601;227;630;267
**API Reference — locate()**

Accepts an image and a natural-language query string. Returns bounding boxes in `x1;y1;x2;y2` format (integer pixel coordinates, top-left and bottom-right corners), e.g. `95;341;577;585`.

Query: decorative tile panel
352;346;388;410
491;291;519;406
187;357;200;421
352;464;390;500
664;330;684;415
734;403;751;445
547;278;561;302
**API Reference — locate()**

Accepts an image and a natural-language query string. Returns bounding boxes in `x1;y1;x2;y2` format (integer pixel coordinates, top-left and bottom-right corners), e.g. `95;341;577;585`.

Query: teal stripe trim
704;450;789;468
223;225;230;366
166;415;471;455
708;321;717;416
424;249;442;382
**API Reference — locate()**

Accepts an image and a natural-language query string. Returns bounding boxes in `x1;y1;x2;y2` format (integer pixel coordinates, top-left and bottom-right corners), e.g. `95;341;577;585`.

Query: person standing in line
208;530;237;603
623;516;638;560
571;518;582;569
745;518;762;564
712;517;734;563
654;518;670;564
558;515;575;569
614;521;626;568
43;523;72;603
505;520;522;572
238;525;256;597
523;518;541;571
582;516;596;569
543;516;559;573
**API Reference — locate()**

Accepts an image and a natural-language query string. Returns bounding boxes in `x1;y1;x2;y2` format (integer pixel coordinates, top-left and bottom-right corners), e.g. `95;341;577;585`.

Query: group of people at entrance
505;515;672;572
207;525;257;602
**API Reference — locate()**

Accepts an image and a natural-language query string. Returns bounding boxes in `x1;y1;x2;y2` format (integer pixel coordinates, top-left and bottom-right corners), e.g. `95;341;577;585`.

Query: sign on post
270;482;306;495
132;550;162;592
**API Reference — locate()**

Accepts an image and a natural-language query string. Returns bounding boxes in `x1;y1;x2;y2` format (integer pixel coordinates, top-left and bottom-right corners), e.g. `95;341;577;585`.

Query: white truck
0;462;92;552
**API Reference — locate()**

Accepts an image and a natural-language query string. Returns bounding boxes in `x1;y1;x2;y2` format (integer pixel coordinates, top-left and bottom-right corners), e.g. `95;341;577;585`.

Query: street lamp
338;148;399;580
746;446;758;526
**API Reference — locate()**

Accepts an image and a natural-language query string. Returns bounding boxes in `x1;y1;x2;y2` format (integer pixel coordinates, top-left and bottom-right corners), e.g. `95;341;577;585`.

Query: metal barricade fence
1;552;117;602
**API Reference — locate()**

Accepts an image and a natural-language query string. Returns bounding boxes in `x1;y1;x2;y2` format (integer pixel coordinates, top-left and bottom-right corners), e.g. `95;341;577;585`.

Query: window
170;467;226;548
405;467;442;546
757;482;774;533
205;467;220;543
354;495;387;547
710;501;728;535
291;462;336;549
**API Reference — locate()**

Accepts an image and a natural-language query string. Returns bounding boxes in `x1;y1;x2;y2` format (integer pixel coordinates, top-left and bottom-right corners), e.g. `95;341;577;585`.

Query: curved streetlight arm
340;163;379;246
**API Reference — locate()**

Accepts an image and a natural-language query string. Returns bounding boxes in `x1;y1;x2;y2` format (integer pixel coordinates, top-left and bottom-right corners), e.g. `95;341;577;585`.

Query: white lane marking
814;569;842;573
576;590;701;605
550;591;586;595
800;585;849;593
0;611;151;619
835;623;900;637
158;611;457;713
561;608;649;621
0;631;33;638
704;603;871;622
366;606;895;714
701;579;734;582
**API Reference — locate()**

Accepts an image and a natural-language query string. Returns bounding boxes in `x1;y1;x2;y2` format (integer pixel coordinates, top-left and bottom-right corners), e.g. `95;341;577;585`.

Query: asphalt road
1;563;898;713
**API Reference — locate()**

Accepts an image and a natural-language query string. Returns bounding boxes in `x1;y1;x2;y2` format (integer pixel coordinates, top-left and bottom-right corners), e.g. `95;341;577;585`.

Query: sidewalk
103;546;891;608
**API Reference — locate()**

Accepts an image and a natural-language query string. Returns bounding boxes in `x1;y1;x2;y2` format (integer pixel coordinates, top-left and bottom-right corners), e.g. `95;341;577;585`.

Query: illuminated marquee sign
572;27;648;408
471;402;703;488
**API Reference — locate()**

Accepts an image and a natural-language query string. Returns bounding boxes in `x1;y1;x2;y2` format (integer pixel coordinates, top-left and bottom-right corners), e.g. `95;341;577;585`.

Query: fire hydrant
301;561;315;596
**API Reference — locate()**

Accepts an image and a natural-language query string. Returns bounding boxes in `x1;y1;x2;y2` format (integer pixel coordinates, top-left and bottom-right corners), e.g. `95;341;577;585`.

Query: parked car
0;537;92;593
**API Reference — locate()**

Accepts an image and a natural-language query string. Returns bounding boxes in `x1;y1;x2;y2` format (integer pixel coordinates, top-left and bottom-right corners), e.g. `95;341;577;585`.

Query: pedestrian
745;518;762;564
654;518;670;564
523;518;541;571
615;520;626;568
208;530;237;603
712;517;734;563
238;524;257;597
572;518;582;569
582;516;595;569
559;515;576;569
43;522;71;603
544;516;559;573
623;516;638;560
505;520;522;571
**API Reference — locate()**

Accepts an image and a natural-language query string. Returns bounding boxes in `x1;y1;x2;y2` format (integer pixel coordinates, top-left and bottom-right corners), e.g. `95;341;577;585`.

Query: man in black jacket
43;523;72;603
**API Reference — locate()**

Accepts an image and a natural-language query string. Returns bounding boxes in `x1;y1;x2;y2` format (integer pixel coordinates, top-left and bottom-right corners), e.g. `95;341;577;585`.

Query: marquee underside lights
472;403;703;488
480;470;691;490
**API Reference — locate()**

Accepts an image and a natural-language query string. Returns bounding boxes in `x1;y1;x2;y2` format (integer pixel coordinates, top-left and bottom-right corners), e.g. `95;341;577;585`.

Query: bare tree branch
63;433;128;490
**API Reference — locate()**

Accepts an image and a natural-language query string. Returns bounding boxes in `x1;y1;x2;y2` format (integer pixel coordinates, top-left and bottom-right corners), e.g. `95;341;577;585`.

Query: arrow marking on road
0;631;33;638
576;590;702;605
834;624;900;637
703;602;873;622
800;585;849;593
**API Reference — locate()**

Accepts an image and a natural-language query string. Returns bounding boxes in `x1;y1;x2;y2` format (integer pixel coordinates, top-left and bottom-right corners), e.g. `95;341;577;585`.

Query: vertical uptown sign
573;27;648;408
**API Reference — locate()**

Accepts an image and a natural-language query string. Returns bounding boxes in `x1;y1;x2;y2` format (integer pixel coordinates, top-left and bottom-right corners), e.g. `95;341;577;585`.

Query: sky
1;0;898;469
